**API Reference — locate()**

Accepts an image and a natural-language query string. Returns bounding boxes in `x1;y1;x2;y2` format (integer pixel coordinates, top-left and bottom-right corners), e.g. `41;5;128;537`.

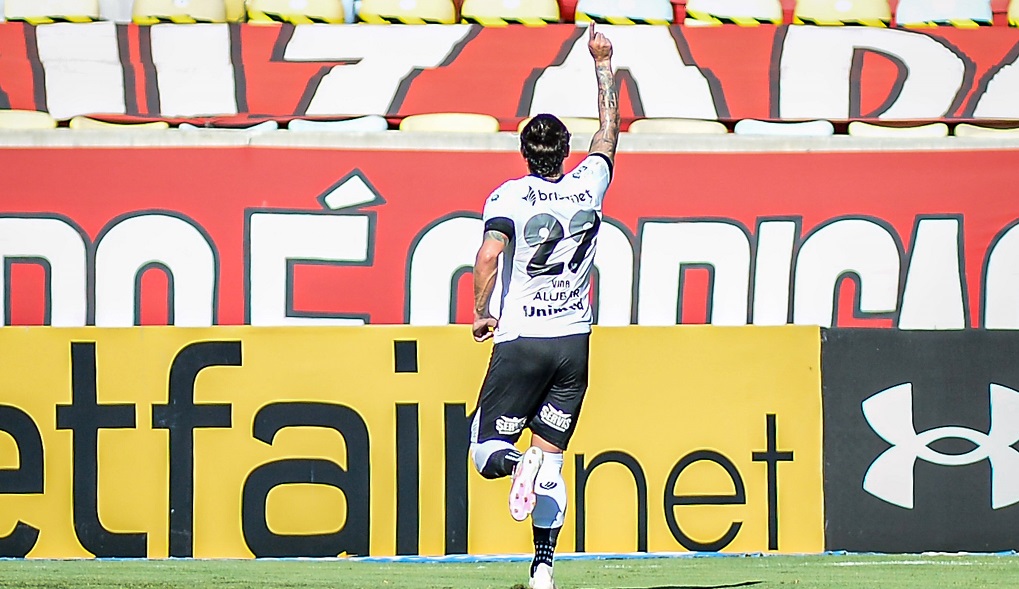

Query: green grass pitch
0;554;1017;589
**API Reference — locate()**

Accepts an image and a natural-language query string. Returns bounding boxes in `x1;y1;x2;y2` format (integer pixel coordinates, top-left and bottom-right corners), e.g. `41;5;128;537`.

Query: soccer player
468;23;619;589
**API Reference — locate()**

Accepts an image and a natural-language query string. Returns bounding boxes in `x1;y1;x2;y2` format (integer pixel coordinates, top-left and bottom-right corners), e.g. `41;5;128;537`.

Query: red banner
1;23;1018;123
1;146;1017;329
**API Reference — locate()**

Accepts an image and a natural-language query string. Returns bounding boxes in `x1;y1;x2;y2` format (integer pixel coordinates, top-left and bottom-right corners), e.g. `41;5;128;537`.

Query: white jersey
482;154;612;343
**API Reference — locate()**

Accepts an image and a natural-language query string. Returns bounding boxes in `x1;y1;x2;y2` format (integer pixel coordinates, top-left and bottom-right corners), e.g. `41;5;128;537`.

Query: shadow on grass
619;578;766;582
513;578;762;582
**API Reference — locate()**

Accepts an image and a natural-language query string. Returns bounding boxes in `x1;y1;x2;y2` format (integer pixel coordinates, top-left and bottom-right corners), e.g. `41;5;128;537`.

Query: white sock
531;451;566;528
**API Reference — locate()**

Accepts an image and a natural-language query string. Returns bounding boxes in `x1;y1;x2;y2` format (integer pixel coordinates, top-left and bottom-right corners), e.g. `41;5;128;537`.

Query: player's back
482;153;613;343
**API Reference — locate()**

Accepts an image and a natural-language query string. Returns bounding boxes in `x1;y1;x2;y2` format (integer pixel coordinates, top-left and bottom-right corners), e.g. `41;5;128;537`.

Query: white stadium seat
684;0;783;25
734;119;835;136
574;0;673;24
895;0;992;27
5;0;100;23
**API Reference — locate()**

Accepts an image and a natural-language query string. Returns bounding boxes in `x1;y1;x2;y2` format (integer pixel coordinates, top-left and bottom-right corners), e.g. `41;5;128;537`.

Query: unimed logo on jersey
822;330;1019;553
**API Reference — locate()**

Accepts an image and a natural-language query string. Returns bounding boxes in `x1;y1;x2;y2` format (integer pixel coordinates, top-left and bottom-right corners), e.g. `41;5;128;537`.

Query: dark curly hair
520;114;570;179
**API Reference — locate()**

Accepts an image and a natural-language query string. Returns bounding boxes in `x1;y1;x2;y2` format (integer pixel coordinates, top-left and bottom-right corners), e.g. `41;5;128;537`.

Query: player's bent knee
471;439;519;479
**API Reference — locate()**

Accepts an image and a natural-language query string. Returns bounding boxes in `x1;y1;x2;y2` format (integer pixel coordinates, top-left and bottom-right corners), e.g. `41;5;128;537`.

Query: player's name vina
523;300;585;317
525;186;594;206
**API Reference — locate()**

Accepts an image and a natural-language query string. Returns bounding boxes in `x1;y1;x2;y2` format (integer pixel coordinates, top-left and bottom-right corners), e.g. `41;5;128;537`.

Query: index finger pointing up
589;21;596;40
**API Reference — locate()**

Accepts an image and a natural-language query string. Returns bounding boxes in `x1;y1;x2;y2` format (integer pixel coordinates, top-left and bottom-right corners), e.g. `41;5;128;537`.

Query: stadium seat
847;121;948;137
793;0;890;25
574;0;673;24
248;0;349;23
0;110;58;130
358;0;456;22
734;119;835;136
224;0;245;20
684;0;783;25
288;115;390;132
100;0;134;21
399;113;500;132
461;0;560;24
954;123;1019;137
179;120;279;131
4;0;100;23
1007;0;1018;24
69;116;171;130
627;118;728;134
517;116;599;134
133;0;228;23
895;0;991;26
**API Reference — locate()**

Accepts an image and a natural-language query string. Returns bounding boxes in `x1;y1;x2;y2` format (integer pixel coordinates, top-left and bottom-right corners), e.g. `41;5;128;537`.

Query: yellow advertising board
0;325;822;558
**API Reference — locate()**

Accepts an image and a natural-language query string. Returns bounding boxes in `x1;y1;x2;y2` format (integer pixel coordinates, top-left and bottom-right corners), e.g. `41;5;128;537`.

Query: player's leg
469;338;554;480
524;333;591;589
525;433;566;589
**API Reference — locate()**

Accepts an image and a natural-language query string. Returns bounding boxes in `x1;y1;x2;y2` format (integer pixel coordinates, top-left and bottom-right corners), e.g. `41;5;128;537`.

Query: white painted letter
529;26;718;119
284;25;474;116
898;218;965;330
36;22;125;119
249;213;369;325
985;222;1019;329
0;217;87;326
793;219;900;327
780;27;965;120
150;24;238;117
94;214;216;326
637;221;750;325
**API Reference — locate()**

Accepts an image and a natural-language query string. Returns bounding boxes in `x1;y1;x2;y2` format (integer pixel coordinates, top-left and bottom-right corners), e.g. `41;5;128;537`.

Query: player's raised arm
587;23;619;164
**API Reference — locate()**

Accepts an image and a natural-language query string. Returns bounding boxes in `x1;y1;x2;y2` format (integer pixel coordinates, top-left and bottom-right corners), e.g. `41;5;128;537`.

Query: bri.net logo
861;382;1019;510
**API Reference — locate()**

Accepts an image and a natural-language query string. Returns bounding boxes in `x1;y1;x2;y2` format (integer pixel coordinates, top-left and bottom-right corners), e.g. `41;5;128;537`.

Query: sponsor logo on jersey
523;300;585;318
524;187;593;207
495;415;527;436
539;481;558;490
539;405;572;432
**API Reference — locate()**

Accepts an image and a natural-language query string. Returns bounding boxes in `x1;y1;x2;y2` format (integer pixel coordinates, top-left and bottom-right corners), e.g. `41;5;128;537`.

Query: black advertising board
822;330;1019;552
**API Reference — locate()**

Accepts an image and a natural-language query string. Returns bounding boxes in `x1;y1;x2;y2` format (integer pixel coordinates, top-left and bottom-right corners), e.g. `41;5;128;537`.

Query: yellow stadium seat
1011;0;1019;25
399;113;499;133
69;116;171;130
684;0;782;25
133;0;227;23
224;0;246;20
628;118;728;134
793;0;890;25
954;123;1019;137
896;0;991;26
517;116;599;134
248;0;348;23
0;110;58;130
574;0;673;24
358;0;457;23
461;0;560;25
4;0;100;23
847;121;948;137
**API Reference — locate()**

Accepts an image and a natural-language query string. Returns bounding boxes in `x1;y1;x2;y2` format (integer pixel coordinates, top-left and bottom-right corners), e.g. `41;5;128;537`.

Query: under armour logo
862;382;1019;510
539;481;557;490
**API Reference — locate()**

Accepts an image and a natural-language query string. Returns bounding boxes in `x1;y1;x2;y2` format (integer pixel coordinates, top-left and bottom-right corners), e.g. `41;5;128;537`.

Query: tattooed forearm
473;232;506;317
590;59;620;159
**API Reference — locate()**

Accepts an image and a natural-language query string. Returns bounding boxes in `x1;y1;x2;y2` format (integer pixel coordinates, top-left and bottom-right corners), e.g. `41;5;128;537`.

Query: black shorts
471;333;590;451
